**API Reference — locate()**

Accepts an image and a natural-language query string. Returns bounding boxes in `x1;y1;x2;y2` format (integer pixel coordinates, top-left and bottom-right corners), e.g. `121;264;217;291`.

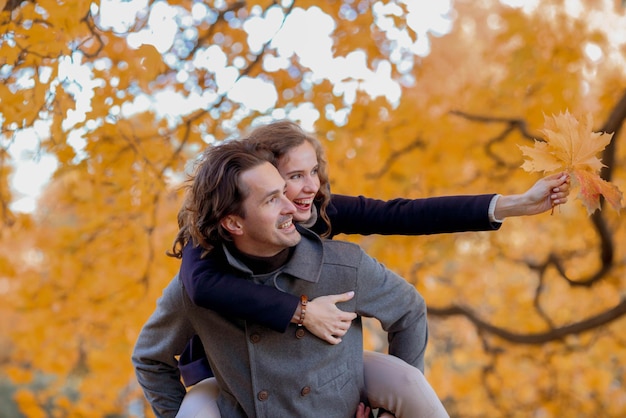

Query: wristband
297;295;308;327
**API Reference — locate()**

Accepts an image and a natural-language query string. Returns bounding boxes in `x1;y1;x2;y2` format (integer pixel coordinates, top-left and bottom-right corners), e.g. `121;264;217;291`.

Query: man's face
228;162;301;257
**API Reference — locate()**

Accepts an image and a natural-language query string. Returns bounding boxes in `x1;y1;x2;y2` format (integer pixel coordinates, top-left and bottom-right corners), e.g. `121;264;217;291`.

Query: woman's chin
293;210;312;223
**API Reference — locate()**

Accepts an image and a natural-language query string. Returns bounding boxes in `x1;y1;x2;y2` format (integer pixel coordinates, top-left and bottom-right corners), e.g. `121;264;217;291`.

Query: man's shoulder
296;227;366;266
321;238;361;250
159;274;186;300
321;239;365;264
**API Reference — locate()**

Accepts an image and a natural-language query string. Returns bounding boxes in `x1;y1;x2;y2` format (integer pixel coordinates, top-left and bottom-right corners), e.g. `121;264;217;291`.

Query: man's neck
227;244;293;274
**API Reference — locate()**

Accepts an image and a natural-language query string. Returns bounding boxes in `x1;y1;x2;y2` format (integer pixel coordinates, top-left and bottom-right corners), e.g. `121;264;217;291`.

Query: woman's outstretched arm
314;172;570;237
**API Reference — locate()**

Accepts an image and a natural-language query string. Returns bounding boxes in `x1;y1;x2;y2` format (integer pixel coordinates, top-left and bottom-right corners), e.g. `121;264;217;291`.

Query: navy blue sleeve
311;194;502;237
180;243;299;333
180;193;499;331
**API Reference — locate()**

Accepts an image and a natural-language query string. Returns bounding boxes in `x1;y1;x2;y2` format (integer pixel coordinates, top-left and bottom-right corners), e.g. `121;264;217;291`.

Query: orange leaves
573;169;623;215
0;37;21;66
519;111;623;214
520;112;609;173
135;44;168;90
518;140;562;173
0;1;624;417
13;389;46;418
539;112;609;172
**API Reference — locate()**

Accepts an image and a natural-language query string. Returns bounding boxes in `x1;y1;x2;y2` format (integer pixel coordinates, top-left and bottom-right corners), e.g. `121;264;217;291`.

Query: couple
132;121;570;417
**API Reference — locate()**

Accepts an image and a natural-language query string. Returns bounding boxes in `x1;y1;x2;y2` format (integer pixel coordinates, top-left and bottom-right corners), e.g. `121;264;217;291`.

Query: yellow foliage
134;45;168;90
14;389;46;418
5;366;33;385
1;0;625;417
0;41;21;66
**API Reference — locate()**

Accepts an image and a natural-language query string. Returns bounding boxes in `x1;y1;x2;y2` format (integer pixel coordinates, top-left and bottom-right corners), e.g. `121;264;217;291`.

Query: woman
171;121;570;418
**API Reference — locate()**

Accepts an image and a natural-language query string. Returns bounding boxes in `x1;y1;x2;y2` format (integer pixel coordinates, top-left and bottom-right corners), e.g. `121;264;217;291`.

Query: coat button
250;333;261;343
300;386;311;396
257;390;269;401
295;328;306;339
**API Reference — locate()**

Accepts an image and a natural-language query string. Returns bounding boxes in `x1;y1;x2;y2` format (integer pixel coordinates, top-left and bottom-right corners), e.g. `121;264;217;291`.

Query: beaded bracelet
297;294;308;327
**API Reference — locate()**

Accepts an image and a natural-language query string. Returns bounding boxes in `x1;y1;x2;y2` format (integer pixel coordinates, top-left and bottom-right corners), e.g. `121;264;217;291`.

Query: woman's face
277;141;321;223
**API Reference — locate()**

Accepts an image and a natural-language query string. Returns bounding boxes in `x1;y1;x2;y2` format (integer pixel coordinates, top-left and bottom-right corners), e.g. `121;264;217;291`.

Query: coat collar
221;225;324;283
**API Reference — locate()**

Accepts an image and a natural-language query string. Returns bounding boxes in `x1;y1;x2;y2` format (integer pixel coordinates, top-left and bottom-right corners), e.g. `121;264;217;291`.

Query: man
132;140;429;417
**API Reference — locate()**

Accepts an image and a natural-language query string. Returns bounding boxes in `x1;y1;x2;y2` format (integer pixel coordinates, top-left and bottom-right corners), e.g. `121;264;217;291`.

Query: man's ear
221;215;243;236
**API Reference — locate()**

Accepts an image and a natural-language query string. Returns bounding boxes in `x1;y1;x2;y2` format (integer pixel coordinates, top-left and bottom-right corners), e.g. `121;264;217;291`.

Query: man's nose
281;194;297;213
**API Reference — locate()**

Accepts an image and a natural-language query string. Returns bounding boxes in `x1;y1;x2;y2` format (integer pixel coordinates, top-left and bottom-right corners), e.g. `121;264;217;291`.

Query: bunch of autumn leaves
519;111;623;215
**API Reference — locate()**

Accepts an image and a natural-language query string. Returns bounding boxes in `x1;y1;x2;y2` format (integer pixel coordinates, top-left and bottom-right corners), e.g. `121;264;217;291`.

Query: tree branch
365;137;425;179
598;89;626;183
428;298;626;344
449;110;539;141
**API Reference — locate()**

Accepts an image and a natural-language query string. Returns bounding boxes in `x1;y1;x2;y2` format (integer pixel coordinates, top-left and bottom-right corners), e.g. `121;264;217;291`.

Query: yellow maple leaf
519;111;623;215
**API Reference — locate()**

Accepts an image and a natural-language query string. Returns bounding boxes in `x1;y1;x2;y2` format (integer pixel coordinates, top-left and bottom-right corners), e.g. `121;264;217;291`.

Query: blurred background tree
0;0;624;416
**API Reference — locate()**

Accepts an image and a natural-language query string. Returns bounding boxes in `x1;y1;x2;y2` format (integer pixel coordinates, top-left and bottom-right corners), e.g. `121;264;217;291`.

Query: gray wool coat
132;227;428;418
